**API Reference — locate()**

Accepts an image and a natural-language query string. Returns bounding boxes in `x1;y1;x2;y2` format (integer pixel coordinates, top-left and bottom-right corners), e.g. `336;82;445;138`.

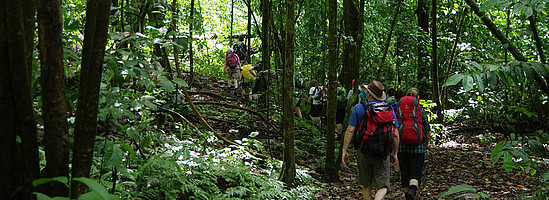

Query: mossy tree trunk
324;0;339;183
279;0;296;186
38;0;70;197
71;0;111;197
0;0;40;199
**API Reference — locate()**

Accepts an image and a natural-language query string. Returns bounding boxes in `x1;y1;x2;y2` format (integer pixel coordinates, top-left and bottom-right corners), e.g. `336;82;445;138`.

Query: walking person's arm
341;125;356;167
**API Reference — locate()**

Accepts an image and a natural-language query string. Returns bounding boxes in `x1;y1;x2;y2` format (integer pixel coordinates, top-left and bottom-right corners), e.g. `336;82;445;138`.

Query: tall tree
417;0;429;93
528;12;546;64
0;0;40;199
38;0;70;197
279;0;296;186
189;0;195;85
431;0;442;123
342;0;360;89
71;0;111;197
324;0;339;182
261;0;272;109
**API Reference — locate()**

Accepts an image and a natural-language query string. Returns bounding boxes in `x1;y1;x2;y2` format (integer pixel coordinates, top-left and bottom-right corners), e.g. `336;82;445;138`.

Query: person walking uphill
307;79;324;127
397;88;430;200
342;80;400;200
224;48;241;89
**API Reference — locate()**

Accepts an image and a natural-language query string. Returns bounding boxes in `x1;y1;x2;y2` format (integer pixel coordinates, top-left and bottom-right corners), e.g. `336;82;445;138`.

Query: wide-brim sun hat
363;80;386;101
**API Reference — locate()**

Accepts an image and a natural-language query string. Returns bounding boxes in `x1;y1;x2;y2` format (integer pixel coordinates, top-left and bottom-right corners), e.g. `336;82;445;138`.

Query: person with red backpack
397;88;430;200
223;48;241;89
341;80;400;200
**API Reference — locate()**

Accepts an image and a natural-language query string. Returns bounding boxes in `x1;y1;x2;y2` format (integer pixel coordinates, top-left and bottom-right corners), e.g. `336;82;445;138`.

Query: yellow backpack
241;64;254;82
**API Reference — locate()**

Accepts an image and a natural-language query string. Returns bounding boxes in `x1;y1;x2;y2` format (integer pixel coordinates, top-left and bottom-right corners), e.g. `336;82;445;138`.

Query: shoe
406;188;416;200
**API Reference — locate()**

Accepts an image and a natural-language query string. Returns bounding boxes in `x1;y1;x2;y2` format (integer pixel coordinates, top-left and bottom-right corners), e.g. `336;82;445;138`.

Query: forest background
0;0;548;199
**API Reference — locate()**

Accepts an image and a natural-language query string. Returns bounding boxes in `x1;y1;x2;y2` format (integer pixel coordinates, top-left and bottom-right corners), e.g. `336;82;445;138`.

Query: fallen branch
157;107;210;145
192;101;278;130
187;90;229;100
181;87;271;160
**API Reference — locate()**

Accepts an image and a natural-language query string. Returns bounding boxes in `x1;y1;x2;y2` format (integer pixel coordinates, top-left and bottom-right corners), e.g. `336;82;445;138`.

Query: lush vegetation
1;0;548;199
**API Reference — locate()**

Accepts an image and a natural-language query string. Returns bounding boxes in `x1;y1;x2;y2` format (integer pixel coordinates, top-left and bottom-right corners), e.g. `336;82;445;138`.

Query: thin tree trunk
464;0;549;97
342;0;360;89
528;13;546;64
0;1;40;199
247;0;251;62
189;0;195;85
377;0;402;79
262;0;272;110
231;0;234;39
417;0;429;93
71;0;111;197
38;0;70;196
280;0;296;186
172;0;182;79
443;7;467;110
324;0;338;182
431;0;442;123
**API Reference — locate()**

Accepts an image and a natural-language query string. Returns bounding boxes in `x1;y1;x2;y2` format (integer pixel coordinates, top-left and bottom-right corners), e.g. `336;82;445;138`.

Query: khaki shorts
228;68;239;79
356;150;390;189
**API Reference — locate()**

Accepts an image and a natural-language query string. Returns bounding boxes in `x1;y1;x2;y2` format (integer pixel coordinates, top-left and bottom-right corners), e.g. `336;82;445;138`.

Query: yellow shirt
241;64;255;82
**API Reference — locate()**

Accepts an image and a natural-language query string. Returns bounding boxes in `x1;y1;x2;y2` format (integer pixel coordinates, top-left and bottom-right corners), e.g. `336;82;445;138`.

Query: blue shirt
348;101;399;128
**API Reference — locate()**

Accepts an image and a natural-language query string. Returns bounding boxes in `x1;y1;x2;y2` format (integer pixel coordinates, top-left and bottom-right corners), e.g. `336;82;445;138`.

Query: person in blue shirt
341;80;400;200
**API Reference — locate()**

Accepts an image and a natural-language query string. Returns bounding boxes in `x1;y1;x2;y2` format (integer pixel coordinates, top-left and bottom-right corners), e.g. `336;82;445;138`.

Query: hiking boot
405;188;416;200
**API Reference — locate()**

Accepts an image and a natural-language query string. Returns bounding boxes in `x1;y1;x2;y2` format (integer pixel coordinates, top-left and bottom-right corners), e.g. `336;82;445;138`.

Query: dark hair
309;79;318;87
395;89;404;102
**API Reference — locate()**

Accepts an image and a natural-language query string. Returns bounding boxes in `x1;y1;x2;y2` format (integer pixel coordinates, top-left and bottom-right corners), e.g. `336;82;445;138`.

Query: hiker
224;48;241;89
391;89;405;173
341;80;400;200
232;36;248;65
251;60;262;100
240;60;256;97
357;83;369;103
307;79;324;127
397;88;430;200
294;76;306;118
336;82;347;136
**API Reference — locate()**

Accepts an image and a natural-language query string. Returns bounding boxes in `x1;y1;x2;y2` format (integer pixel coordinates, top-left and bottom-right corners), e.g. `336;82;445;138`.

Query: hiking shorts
357;150;390;189
336;107;345;124
228;68;239;79
398;152;425;188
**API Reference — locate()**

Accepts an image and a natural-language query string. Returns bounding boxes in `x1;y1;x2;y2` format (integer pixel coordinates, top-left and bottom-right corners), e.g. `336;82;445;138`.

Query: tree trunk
324;0;339;182
38;0;70;197
417;0;429;94
342;0;360;89
262;0;272;110
189;0;195;85
71;0;111;197
528;13;546;64
463;0;549;97
247;0;251;62
443;7;467;110
431;0;442;123
377;0;402;79
279;0;296;186
0;0;40;199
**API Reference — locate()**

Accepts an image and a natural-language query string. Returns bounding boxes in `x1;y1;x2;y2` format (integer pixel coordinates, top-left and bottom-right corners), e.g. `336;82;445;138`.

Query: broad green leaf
443;74;465;87
503;151;516;172
141;99;158;110
173;78;188;87
158;76;175;93
463;75;474;91
35;193;70;200
104;142;123;168
73;177;114;200
510;149;530;161
480;0;498;11
525;7;533;17
474;73;485;92
32;176;69;187
456;193;484;198
491;151;504;165
439;184;477;197
527;139;547;157
119;141;136;159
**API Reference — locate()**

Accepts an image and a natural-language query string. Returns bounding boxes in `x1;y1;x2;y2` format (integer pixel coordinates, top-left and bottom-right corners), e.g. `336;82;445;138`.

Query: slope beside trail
185;74;547;199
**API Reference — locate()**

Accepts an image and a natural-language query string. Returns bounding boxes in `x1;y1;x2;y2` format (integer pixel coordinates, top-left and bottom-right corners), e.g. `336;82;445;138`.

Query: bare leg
362;185;372;200
374;187;387;200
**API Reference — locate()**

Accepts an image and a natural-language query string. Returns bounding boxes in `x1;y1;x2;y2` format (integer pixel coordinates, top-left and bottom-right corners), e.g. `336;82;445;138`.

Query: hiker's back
356;101;394;157
398;96;425;145
241;64;254;82
233;41;247;62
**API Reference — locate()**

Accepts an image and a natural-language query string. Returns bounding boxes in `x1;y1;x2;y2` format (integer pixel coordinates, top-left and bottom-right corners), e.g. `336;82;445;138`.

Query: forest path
189;74;546;199
312;128;547;199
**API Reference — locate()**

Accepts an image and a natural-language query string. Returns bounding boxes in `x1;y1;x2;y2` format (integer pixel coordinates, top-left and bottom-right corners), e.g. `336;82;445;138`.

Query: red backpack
226;52;238;69
356;101;394;157
398;96;424;145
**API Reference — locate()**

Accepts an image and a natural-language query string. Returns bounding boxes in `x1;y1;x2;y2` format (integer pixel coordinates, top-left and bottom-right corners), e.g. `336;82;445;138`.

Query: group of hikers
223;36;264;100
297;79;430;200
223;38;429;200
